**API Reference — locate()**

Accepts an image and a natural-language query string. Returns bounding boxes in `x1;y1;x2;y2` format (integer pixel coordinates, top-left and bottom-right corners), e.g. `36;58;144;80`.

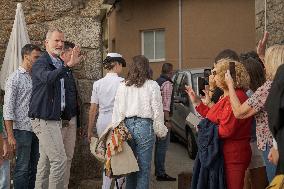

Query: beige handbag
104;121;139;178
90;121;139;178
110;141;139;177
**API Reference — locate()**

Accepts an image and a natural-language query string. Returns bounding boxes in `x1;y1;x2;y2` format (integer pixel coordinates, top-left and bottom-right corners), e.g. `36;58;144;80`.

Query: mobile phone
197;77;206;96
229;62;236;82
204;69;211;85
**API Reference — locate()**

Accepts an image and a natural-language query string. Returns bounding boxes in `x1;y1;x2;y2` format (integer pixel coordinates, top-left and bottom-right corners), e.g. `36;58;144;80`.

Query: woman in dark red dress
186;59;253;189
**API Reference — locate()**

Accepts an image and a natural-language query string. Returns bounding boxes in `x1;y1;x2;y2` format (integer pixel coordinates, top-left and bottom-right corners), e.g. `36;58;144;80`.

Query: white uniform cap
106;53;123;58
103;52;126;67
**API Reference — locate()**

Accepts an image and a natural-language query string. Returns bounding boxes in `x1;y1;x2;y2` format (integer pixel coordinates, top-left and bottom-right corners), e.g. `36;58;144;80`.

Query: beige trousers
32;119;67;189
61;116;77;189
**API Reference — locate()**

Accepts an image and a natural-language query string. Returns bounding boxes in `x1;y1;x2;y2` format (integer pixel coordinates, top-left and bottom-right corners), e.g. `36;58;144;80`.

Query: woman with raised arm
225;45;284;182
186;59;252;189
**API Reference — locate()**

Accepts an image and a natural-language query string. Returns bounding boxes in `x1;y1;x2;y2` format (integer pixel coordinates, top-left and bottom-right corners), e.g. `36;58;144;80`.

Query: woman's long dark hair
125;55;151;87
241;57;266;92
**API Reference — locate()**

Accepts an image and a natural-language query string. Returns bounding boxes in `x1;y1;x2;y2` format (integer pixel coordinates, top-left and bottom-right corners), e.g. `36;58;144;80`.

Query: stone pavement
150;142;194;189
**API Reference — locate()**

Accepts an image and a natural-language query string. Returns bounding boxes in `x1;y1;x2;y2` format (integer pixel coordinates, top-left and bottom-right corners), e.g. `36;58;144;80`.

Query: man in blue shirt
28;28;82;189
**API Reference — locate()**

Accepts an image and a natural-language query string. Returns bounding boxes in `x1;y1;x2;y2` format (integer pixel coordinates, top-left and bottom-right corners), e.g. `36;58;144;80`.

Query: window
141;30;165;62
173;73;184;97
179;75;190;106
173;73;190;106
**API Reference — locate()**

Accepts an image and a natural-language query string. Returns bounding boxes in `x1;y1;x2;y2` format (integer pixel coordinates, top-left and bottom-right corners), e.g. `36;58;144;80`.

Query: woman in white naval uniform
88;53;126;189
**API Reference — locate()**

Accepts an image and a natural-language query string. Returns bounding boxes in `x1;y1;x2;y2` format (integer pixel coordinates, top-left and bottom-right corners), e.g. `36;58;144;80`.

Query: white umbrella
0;3;30;90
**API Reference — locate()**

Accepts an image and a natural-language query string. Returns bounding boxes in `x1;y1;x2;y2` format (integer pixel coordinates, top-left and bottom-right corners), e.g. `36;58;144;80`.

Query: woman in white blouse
112;55;168;189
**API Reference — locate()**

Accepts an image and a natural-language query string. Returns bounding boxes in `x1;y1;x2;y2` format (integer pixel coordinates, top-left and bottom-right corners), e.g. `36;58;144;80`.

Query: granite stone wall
0;0;105;187
1;0;283;188
255;0;284;45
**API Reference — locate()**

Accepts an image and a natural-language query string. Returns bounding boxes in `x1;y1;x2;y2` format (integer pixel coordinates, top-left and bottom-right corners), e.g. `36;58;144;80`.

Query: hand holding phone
197;77;206;96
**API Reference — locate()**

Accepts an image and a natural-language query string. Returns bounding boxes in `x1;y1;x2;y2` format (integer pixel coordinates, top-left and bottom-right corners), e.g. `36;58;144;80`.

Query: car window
175;74;183;86
173;73;184;97
179;74;188;92
171;73;177;82
179;74;190;106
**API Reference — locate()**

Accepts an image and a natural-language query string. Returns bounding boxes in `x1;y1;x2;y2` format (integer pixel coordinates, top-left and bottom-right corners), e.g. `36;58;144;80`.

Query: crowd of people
0;29;81;189
186;32;284;189
0;27;283;189
0;28;174;189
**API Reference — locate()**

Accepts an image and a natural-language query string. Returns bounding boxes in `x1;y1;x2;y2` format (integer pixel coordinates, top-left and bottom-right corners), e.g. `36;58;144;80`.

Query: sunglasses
211;70;217;76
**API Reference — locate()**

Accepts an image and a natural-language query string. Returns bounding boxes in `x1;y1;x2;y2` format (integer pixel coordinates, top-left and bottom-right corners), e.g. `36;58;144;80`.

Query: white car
171;68;210;159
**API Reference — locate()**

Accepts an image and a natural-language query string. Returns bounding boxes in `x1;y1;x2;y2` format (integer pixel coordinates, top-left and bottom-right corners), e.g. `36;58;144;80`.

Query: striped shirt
161;81;173;112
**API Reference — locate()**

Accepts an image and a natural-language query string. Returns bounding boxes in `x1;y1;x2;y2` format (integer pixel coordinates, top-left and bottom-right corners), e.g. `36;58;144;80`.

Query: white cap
106;53;123;58
103;52;126;67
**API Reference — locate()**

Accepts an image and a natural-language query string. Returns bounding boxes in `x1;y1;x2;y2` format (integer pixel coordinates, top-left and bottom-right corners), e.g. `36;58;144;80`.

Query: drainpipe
264;0;267;31
178;0;182;70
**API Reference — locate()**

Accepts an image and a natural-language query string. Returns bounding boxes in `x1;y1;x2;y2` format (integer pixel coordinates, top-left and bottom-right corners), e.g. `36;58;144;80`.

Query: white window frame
141;29;165;62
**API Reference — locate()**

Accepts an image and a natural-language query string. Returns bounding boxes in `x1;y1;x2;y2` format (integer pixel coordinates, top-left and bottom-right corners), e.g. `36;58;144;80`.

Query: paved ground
77;141;194;189
150;141;194;189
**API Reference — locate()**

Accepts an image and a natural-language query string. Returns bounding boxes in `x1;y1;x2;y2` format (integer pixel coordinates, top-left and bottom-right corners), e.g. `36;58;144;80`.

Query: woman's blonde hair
264;45;284;80
215;59;250;90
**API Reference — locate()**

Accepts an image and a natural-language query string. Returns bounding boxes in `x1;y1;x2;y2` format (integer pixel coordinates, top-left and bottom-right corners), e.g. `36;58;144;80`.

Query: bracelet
206;101;214;106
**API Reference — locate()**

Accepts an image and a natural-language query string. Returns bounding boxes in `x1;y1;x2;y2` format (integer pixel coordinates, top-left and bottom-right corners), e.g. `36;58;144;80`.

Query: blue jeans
125;117;155;189
13;129;39;189
0;159;10;189
263;144;276;182
154;131;170;176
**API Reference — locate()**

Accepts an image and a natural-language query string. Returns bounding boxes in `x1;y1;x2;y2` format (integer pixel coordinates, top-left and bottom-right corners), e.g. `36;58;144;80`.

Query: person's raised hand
257;31;269;61
185;85;200;105
225;70;234;89
208;74;216;90
66;46;84;68
201;86;211;106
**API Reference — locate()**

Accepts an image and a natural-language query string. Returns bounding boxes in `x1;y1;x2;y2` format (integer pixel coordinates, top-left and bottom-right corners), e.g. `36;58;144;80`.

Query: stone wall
255;0;284;45
2;0;282;187
0;0;105;187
